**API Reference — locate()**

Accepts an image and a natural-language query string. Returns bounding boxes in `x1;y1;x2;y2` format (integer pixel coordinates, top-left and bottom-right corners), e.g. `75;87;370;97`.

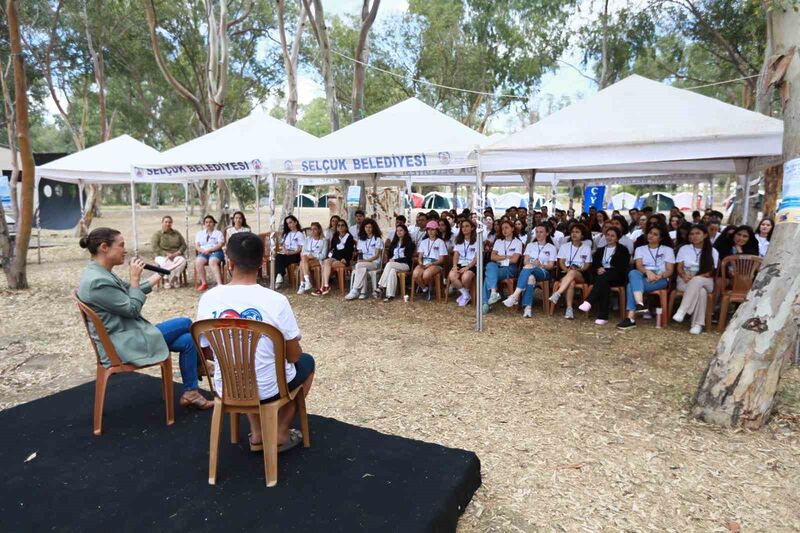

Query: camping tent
672;191;696;211
493;192;527;209
607;192;637;210
639;192;675;212
423;192;455;209
293;193;317;208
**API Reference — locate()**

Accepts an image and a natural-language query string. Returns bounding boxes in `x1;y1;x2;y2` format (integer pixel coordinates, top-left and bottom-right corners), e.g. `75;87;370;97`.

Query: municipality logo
135;168;144;178
438;152;451;164
283;160;294;171
251;159;263;170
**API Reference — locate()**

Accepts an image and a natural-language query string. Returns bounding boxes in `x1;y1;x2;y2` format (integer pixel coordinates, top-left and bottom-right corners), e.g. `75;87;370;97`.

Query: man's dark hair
395;214;406;223
642;206;654;214
226;232;264;272
355;209;365;217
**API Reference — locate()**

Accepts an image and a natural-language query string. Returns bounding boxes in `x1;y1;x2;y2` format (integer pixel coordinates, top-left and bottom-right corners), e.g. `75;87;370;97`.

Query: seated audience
274;215;305;289
578;226;630;324
297;222;328;295
150;215;187;288
79;227;211;409
349;209;365;239
672;224;719;334
714;224;759;262
324;215;341;241
483;219;523;313
412;221;449;301
549;223;592;319
448;219;479;307
377;224;416;302
756;217;774;257
314;219;355;296
346;218;383;300
195;215;225;292
225;210;251;241
197;232;314;451
503;224;557;318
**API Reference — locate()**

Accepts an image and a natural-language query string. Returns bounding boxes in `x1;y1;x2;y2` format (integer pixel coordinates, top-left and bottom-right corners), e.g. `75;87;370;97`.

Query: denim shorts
260;352;315;404
198;250;225;262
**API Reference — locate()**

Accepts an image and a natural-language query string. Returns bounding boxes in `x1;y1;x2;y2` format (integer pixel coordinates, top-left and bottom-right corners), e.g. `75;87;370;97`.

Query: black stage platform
0;374;481;532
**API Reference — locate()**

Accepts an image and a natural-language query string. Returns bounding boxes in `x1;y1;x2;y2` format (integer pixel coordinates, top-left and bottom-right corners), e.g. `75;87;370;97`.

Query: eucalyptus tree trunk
303;0;339;131
351;0;380;122
692;5;800;429
276;0;306;126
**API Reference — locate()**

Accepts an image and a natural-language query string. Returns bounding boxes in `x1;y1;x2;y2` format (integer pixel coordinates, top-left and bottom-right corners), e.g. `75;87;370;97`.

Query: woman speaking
77;227;212;410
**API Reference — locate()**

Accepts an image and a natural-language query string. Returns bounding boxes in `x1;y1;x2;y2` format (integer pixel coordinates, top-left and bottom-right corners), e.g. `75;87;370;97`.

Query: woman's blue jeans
516;267;551;306
626;270;668;311
483;262;518;301
155;317;199;391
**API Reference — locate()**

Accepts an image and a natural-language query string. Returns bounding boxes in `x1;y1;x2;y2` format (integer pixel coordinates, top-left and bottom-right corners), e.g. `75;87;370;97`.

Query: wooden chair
609;286;627;321
72;290;174;436
717;255;762;332
647;287;670;328
410;258;446;303
548;278;590;316
190;319;310;487
667;285;714;329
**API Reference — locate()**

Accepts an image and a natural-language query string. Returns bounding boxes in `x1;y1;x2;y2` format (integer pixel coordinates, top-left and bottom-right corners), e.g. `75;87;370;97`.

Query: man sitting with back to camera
196;232;315;452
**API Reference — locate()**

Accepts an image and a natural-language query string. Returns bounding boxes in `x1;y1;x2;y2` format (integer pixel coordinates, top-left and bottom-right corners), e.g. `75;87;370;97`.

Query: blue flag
583;185;606;211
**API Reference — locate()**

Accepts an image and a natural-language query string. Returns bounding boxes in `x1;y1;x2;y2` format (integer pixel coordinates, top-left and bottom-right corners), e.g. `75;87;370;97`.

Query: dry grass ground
2;206;799;531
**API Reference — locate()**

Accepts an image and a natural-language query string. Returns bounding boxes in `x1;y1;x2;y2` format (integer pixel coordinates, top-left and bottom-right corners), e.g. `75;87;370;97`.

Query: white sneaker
345;290;358;300
502;295;518;308
297;282;307;295
358;292;368;300
594;319;608;325
549;292;561;305
523;306;532;318
275;274;284;289
578;301;591;313
690;325;703;335
672;310;686;323
488;291;502;306
565;307;574;319
642;311;654;320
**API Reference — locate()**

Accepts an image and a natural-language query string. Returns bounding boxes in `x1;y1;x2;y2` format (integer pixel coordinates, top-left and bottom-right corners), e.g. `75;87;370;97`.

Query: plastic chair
548;278;590;316
717;254;762;332
72;290;174;436
190;319;310;487
609;286;627;321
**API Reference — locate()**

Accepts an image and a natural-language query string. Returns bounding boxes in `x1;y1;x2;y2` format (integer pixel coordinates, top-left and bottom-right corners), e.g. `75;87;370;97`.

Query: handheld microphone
142;263;171;276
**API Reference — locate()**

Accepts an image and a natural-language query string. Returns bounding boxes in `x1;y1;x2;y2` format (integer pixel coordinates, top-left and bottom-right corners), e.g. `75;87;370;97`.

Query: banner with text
132;159;265;181
777;157;800;224
278;150;474;176
583;185;606;211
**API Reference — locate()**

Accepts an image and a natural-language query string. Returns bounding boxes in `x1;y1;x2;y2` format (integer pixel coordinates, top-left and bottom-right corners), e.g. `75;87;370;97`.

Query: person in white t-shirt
274;215;305;289
448;219;479;306
224;211;251;241
755;217;773;257
672;224;719;334
438;218;455;252
346;218;384;300
483;219;523;312
349;209;365;239
617;225;675;330
548;223;593;319
376;224;416;301
503;224;557;318
196;232;314;452
194;215;225;291
297;222;328;294
412;221;449;301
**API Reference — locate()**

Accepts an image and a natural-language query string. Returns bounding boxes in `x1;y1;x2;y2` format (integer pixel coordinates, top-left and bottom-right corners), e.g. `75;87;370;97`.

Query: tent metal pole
527;170;536;229
550;179;558;213
254;176;261;234
130;181;138;256
451;183;457;210
78;180;85;235
404;177;412;223
371;173;378;217
35;182;40;264
269;172;276;290
183;182;190;250
475;150;485;333
708;176;714;209
740;173;750;224
568;182;574;211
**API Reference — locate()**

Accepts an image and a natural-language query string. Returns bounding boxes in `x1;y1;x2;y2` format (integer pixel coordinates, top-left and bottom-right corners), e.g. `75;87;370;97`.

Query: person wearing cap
411;220;448;301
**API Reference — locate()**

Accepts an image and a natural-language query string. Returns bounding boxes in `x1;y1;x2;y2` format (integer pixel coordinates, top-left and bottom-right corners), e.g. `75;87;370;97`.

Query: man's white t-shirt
419;237;449;265
634;244;675;274
196;284;299;400
349;223;361;239
195;229;225;252
557;241;592;268
524;241;557;265
676;244;719;275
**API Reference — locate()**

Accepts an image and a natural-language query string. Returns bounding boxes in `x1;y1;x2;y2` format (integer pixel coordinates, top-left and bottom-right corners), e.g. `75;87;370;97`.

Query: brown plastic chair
190;318;310;487
72;290;174;436
717;254;762;332
548;277;590;316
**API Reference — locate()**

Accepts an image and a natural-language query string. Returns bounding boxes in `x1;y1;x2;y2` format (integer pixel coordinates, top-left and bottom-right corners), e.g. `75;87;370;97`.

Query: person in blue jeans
617;224;675;330
154;317;210;408
483;219;524;313
502;224;557;317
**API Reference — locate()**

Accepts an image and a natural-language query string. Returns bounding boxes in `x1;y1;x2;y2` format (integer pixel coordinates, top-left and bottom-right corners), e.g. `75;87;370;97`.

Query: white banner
279;150;475;176
132;159;265;180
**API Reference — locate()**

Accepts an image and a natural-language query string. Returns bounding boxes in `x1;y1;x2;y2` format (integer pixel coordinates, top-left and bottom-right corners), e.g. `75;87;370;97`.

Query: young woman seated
376;224;416;302
448;219;479;307
548;223;593;319
411;221;449;301
324;215;341;241
617;225;675;330
577;226;631;324
482;219;524;313
755;217;774;257
714;224;759;262
194;215;225;292
297;222;328;295
274;215;305;289
346;218;384;300
314;219;354;296
503;224;557;318
672;224;719;334
438;217;454;252
225;210;251;241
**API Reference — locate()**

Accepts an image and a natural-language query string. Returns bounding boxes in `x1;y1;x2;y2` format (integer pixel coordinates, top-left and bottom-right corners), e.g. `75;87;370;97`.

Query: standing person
672;224;719;334
314;219;355;296
349;209;365;239
411;221;449;301
324;215;341;241
482;219;523;313
549;223;593;319
79;227;212;410
617;225;675;330
297;222;328;295
578;226;631;324
274;215;305;289
376;224;416;302
346;218;384;300
196;232;314;451
225;211;251;241
150;215;187;288
195;215;225;292
503;224;557;318
448;219;479;307
755;217;774;257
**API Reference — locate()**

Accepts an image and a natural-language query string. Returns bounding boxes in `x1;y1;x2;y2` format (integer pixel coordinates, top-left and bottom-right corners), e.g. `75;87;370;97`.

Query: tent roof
480;75;783;175
278;98;486;177
35;135;161;183
132;112;320;182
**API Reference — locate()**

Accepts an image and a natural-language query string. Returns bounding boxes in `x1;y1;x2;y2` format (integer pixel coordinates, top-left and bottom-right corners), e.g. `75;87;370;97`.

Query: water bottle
655;307;663;329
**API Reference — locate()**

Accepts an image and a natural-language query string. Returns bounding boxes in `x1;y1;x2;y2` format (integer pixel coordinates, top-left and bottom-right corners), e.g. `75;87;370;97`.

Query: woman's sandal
248;429;303;453
179;392;213;410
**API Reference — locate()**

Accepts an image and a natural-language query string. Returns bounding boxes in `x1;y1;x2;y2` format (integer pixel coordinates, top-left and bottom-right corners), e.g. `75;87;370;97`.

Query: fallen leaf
725;520;741;532
24;452;37;463
362;473;374;478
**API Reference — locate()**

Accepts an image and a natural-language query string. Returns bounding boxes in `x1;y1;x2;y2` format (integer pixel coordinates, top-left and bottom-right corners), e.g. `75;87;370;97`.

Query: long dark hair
758;217;774;241
734;225;759;254
455;219;477;245
532;223;555;245
645;222;673;248
438;217;453;241
690;224;715;275
389;224;413;256
231;210;249;228
567;222;590;243
282;215;300;234
674;221;693;250
358;218;382;240
79;227;120;255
